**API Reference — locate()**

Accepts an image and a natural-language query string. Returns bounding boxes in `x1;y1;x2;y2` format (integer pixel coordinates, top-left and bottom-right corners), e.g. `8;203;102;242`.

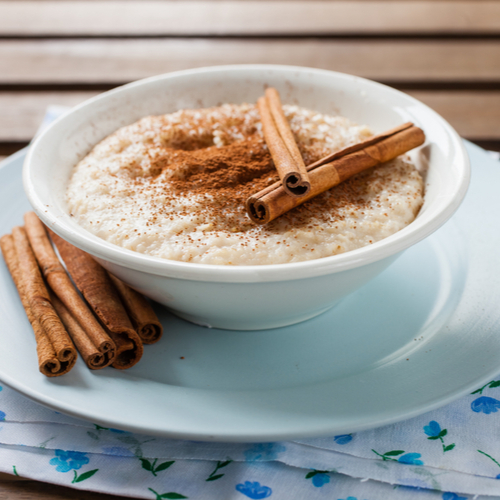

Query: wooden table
0;1;499;498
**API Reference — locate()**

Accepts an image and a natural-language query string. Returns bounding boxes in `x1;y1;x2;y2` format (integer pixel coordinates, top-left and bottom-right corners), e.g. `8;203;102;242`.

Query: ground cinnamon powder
134;133;376;237
134;135;279;234
168;135;275;192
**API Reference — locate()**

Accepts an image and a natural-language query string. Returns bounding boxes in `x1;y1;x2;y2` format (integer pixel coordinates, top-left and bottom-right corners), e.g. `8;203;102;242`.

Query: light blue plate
0;142;499;442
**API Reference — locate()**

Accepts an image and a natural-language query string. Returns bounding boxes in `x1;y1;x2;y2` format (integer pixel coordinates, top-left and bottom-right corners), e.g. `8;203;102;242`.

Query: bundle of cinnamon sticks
250;88;426;224
0;213;163;377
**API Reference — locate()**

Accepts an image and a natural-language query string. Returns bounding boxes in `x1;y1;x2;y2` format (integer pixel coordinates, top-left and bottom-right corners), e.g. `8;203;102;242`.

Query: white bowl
23;65;470;330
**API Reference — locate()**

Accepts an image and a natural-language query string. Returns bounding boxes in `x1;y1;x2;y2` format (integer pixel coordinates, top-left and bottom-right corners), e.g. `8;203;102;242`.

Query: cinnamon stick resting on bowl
48;229;144;370
258;88;311;197
246;122;425;224
24;212;116;369
0;231;77;377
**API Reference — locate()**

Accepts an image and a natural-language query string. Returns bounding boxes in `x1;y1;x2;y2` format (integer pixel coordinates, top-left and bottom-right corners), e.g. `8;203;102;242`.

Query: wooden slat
0;90;499;143
0;143;26;156
0;480;130;500
0;92;98;141
0;472;26;481
0;1;499;36
1;39;500;85
410;91;500;139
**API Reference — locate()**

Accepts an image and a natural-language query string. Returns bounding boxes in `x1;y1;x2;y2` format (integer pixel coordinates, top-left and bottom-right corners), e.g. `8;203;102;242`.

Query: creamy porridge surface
66;104;424;265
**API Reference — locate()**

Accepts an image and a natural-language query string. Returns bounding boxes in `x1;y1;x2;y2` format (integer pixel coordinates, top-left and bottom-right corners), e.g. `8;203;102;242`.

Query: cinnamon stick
48;229;143;370
50;292;115;370
258;89;311;197
108;273;163;345
24;212;116;370
1;230;77;377
246;122;425;224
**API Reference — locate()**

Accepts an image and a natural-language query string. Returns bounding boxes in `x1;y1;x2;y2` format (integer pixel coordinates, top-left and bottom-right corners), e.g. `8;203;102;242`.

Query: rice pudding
66;104;424;266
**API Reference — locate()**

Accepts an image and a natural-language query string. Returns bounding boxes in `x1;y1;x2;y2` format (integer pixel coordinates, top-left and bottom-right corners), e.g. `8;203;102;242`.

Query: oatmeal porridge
66;104;424;265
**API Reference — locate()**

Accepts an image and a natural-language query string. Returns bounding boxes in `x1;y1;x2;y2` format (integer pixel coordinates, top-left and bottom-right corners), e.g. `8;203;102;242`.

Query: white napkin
2;380;500;499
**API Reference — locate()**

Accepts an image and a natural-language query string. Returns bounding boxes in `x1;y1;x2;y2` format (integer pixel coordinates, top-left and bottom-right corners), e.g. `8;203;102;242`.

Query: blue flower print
312;473;330;487
49;450;89;472
471;396;500;414
101;446;135;457
442;493;467;500
423;421;441;437
372;448;424;464
398;453;424;466
0;410;5;421
236;481;272;499
334;434;352;445
244;443;285;462
424;421;455;453
305;470;331;487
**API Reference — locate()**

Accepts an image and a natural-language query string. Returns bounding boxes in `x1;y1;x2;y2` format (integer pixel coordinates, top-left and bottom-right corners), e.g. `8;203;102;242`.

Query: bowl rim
24;64;471;283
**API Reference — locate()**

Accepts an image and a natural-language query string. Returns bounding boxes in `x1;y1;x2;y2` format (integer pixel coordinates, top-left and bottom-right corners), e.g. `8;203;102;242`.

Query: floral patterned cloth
2;380;500;499
2;108;500;500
